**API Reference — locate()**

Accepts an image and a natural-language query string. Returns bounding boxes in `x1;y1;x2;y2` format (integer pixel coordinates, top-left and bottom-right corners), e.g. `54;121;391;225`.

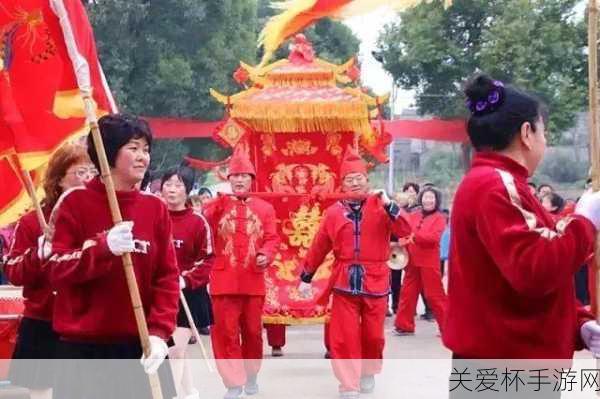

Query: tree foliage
88;0;359;178
375;0;586;143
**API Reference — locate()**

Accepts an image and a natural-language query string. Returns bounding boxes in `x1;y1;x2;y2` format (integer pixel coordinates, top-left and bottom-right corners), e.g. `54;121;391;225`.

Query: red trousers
395;266;447;332
210;295;264;388
329;292;387;392
264;323;286;348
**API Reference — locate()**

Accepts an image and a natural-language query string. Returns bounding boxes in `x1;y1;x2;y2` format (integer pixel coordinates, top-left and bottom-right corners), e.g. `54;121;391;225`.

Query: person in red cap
202;146;280;399
297;146;411;399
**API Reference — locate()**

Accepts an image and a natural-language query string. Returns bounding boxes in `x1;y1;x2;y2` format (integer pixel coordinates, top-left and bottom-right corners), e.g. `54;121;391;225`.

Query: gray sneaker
360;375;375;393
339;390;360;399
224;386;243;399
244;374;259;395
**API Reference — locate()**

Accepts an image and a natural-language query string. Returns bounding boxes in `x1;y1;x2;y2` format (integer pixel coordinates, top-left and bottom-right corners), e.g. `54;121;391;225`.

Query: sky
343;1;588;116
344;8;413;116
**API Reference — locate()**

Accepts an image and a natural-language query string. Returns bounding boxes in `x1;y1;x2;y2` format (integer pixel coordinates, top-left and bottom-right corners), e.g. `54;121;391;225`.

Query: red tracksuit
395;209;447;333
444;152;595;359
203;195;280;388
47;177;179;342
4;206;53;321
303;195;410;392
169;208;213;289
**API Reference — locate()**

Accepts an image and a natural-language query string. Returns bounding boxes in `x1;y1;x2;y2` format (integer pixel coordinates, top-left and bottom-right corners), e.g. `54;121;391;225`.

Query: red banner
250;131;355;323
0;0;114;225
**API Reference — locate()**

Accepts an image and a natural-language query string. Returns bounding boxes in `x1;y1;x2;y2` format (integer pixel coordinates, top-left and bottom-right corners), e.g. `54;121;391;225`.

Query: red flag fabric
0;0;115;225
0;0;115;169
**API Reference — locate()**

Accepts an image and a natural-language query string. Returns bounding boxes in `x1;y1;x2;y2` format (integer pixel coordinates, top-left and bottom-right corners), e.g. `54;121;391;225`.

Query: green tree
375;0;586;142
89;0;359;178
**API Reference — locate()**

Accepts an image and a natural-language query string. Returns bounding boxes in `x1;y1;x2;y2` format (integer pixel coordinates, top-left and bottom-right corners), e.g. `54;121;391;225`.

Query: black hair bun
464;74;505;115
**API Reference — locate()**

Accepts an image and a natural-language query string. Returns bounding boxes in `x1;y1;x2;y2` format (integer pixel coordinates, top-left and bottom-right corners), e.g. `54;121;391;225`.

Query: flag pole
83;95;164;399
178;290;214;372
7;156;47;232
587;0;600;343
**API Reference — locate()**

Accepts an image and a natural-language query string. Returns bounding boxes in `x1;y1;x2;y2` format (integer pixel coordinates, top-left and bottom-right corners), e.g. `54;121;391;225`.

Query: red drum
0;287;23;379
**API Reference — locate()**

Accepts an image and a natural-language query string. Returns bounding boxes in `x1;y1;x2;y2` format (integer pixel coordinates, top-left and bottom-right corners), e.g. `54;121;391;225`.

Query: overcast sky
343;1;587;116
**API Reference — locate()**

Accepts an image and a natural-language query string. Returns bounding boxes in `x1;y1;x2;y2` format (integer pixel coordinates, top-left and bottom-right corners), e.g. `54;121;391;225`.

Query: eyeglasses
67;167;98;179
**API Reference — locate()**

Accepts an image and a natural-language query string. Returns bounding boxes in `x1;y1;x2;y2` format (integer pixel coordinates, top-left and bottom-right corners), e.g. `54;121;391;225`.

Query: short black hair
464;74;547;152
537;183;553;193
160;166;195;194
527;181;537;189
542;192;564;213
402;182;420;193
417;187;442;211
87;114;153;170
198;187;213;197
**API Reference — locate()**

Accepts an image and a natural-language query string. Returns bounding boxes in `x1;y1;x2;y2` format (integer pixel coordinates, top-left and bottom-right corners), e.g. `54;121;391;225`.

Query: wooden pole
7;156;47;232
178;290;214;372
82;96;164;399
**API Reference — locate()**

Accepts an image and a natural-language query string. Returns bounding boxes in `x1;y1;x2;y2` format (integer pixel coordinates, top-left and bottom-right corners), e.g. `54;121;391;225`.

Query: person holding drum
4;142;95;399
393;186;447;337
297;146;411;399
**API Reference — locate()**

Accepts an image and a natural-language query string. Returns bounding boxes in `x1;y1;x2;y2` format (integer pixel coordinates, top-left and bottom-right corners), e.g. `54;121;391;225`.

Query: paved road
186;316;596;399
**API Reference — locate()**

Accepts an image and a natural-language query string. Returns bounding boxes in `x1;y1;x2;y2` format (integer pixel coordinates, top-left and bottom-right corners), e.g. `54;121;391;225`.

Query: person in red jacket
47;114;179;399
161;167;213;399
393;186;447;336
4;142;94;399
297;147;411;399
444;75;600;396
202;147;280;399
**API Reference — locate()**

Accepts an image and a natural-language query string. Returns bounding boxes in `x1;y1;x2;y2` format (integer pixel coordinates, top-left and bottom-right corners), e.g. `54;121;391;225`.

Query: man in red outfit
298;147;411;399
203;147;280;399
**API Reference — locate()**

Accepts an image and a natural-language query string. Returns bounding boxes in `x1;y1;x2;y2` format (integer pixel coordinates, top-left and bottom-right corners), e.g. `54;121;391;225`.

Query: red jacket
444;152;595;359
4;206;53;321
47;178;179;342
203;195;280;296
403;209;446;269
303;195;411;298
170;208;213;289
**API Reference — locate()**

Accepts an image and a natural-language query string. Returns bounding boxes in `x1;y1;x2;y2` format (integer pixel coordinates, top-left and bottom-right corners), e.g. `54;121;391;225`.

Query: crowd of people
2;73;600;399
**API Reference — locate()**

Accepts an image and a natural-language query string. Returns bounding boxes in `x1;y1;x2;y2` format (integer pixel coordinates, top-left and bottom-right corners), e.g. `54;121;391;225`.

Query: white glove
298;281;313;298
179;276;186;289
37;235;52;260
106;221;135;256
140;335;169;374
371;189;391;206
575;190;600;229
581;321;600;357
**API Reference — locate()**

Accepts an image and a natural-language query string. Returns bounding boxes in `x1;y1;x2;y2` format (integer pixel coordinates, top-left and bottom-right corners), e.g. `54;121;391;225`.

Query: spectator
537;183;553;199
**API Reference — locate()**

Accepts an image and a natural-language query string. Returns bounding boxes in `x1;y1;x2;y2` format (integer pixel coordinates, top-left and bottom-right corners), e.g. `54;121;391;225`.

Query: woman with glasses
5;142;93;399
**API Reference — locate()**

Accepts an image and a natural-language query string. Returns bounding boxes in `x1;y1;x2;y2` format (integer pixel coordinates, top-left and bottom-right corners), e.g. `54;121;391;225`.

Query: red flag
0;0;116;224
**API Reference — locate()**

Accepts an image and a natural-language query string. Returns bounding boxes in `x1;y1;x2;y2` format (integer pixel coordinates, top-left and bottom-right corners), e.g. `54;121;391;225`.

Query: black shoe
271;346;283;357
385;309;393;317
392;328;414;336
419;313;434;321
198;327;210;335
324;351;331;359
188;336;197;344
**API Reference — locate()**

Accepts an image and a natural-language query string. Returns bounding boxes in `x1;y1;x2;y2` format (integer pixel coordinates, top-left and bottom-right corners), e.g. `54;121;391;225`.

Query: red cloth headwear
227;146;256;178
339;146;367;179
